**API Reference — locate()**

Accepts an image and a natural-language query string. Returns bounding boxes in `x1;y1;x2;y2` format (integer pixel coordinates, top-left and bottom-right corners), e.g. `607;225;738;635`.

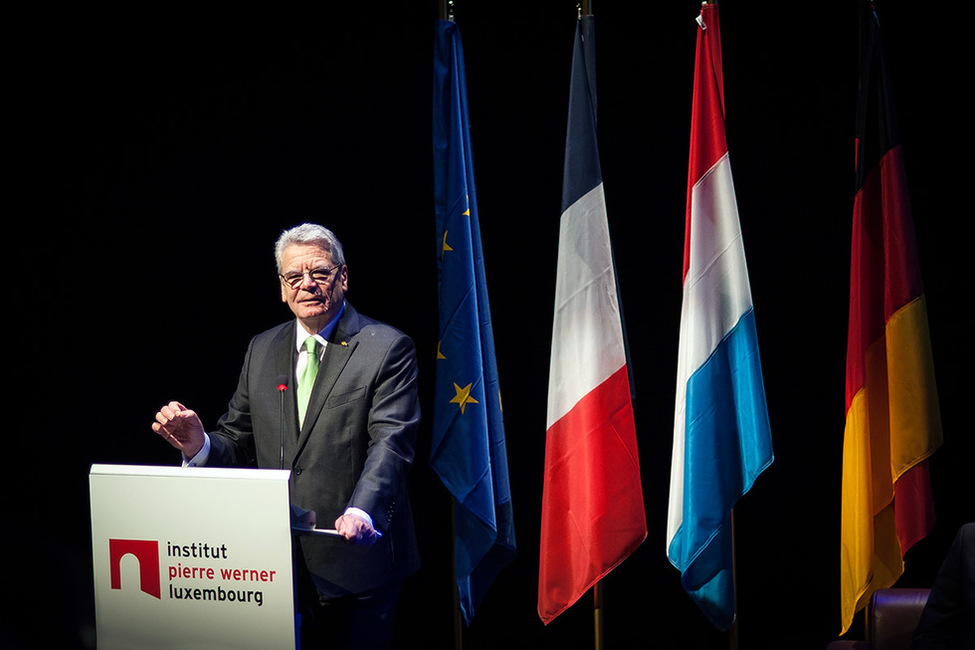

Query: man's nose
299;271;318;289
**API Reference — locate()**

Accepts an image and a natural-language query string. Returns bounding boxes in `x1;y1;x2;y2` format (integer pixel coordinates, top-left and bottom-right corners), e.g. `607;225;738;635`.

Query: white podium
89;464;297;650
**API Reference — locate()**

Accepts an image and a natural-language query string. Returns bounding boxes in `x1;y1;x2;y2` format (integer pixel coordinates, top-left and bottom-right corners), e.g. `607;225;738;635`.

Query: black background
9;1;971;648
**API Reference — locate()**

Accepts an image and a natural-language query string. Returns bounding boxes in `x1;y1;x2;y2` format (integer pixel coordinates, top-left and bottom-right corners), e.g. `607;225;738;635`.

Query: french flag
538;14;646;625
666;3;773;631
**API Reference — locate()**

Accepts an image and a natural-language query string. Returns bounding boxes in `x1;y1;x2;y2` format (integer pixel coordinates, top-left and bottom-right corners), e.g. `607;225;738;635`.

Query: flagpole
584;5;600;647
593;581;604;650
729;509;738;650
451;499;463;650
576;0;604;640
444;6;460;641
438;7;461;648
440;8;459;637
576;6;603;650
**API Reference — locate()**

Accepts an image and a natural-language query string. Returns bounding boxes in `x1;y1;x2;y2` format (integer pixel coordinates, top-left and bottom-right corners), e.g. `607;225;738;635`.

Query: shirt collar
294;301;345;351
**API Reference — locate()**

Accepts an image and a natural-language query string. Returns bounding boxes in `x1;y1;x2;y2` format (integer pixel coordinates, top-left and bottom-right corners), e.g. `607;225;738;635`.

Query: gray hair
274;223;346;273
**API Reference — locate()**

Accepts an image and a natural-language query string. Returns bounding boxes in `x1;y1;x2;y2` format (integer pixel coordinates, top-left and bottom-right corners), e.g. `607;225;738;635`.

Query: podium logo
109;539;161;599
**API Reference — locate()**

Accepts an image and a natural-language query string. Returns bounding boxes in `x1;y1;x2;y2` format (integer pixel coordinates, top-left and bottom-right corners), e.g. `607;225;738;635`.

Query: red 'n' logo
109;539;161;599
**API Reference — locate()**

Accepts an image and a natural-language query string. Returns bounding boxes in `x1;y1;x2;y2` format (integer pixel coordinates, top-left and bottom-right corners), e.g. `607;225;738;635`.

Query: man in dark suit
152;223;421;649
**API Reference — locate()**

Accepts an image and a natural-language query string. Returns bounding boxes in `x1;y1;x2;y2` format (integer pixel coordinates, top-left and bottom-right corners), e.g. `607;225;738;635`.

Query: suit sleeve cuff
182;433;211;467
344;507;382;537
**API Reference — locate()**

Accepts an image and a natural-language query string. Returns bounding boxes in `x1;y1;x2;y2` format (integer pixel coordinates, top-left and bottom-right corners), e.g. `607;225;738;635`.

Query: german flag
839;0;943;635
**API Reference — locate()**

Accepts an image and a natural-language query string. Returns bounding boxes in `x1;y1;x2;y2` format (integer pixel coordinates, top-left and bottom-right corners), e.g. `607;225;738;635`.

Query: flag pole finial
439;0;454;21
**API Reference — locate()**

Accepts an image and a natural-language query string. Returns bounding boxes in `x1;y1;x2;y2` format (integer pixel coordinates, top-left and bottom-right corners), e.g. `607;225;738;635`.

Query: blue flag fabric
561;15;601;212
432;19;516;625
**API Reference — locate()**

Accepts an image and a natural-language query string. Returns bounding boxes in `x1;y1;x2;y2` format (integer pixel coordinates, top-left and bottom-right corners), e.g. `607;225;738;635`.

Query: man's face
278;242;348;334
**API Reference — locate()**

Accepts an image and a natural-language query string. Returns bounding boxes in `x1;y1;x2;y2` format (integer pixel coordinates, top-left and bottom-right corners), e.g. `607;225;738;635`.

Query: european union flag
431;19;516;625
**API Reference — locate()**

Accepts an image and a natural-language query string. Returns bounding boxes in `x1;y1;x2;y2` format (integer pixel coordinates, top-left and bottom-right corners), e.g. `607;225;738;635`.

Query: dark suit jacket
912;522;975;649
206;302;421;597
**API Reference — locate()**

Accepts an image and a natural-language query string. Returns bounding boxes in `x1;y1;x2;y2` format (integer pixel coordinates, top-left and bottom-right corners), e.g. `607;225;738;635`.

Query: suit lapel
271;322;301;445
295;303;361;453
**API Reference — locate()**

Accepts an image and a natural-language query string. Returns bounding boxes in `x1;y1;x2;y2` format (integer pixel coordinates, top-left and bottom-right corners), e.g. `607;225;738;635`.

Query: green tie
297;337;321;427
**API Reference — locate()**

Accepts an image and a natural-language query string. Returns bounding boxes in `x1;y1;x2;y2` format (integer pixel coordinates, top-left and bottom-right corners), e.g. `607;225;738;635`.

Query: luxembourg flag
539;14;647;626
667;3;773;631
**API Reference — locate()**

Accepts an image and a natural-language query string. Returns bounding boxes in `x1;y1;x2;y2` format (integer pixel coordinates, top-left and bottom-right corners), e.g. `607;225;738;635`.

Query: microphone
277;375;288;470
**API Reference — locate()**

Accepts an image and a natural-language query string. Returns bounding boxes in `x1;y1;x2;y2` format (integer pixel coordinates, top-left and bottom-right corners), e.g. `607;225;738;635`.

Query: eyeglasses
279;265;341;290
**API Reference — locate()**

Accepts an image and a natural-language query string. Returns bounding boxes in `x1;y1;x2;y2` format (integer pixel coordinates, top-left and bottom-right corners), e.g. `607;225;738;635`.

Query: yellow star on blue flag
450;382;479;414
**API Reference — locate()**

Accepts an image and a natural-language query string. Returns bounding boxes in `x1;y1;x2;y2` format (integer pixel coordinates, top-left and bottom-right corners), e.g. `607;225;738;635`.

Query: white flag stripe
547;183;627;428
685;155;753;369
